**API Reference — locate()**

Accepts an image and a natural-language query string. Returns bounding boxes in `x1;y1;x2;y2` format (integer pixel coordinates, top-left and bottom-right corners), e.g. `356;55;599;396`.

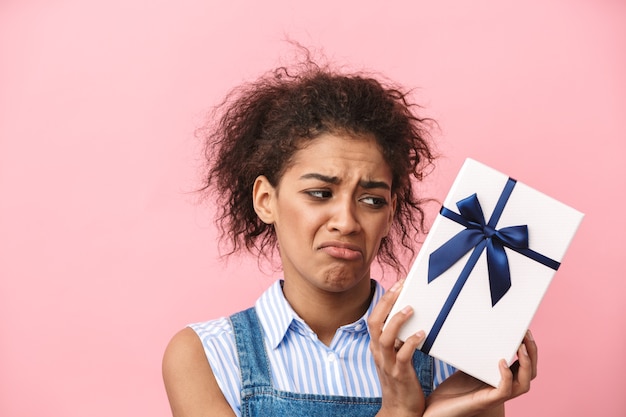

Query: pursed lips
317;241;363;261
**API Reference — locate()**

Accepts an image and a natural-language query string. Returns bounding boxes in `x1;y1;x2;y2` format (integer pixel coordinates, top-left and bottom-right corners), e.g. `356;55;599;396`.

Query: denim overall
230;307;434;417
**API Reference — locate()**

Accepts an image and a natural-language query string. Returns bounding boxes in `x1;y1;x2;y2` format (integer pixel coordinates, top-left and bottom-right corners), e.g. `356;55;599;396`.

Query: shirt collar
255;279;385;350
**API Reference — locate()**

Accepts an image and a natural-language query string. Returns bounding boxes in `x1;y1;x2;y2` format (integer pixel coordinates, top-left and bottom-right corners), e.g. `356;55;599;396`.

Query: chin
321;266;369;290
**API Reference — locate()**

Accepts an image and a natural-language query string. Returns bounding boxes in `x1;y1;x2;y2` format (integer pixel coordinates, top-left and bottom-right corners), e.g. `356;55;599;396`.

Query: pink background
1;1;624;416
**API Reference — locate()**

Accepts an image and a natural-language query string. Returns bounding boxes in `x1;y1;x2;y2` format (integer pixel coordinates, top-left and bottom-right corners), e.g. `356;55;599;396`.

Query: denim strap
230;307;272;390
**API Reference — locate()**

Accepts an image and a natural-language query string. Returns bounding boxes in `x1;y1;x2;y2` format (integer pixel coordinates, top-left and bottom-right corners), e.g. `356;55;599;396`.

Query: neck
281;278;374;346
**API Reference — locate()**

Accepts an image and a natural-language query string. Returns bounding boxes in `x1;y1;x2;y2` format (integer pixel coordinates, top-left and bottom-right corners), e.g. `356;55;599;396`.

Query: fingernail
415;330;425;339
389;279;404;293
526;330;534;341
401;306;413;315
520;344;528;356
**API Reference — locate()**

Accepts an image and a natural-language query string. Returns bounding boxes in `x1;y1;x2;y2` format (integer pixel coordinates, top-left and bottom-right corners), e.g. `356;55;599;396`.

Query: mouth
317;241;363;261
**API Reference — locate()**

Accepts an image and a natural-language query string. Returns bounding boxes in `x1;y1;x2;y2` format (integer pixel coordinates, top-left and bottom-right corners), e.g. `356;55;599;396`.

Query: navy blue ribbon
421;178;560;354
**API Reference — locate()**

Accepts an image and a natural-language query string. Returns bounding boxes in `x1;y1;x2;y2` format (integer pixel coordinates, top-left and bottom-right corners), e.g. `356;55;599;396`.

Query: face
253;132;396;295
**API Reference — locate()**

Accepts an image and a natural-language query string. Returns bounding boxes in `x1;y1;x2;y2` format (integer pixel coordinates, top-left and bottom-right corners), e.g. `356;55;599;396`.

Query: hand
424;331;538;417
369;279;426;417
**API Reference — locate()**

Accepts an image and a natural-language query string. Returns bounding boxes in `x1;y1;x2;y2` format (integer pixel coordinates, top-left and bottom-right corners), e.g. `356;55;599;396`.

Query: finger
513;342;532;394
524;330;538;380
367;279;404;336
378;305;413;350
496;359;514;398
396;330;425;364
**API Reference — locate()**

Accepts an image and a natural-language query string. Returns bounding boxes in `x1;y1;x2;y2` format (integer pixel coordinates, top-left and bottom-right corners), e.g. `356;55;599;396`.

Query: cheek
372;209;394;235
382;216;394;237
276;203;320;240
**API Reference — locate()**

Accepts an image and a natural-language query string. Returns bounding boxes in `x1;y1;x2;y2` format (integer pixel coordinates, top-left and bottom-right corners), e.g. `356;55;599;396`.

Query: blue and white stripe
189;280;456;416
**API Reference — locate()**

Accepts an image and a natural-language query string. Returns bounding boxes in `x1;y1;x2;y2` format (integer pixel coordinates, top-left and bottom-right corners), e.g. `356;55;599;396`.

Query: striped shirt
190;280;456;415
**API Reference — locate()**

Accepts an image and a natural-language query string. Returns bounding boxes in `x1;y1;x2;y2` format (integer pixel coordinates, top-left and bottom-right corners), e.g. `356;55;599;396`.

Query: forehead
285;132;392;180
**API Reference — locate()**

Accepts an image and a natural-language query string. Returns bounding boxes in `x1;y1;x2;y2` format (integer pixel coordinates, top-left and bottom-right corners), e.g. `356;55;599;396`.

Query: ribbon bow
428;193;529;306
420;178;561;355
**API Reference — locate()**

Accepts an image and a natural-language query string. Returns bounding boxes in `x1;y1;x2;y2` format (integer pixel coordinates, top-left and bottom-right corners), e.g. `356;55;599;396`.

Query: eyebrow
299;173;391;190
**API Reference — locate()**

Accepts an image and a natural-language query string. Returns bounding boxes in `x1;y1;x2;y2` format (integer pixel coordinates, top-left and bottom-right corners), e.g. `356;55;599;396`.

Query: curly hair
199;58;436;274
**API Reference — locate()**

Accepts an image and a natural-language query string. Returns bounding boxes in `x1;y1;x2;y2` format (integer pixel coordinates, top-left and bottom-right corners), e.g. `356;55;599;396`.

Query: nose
326;197;361;235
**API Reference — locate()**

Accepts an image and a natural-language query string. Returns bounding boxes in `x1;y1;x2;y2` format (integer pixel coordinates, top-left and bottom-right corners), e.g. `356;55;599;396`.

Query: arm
162;327;236;417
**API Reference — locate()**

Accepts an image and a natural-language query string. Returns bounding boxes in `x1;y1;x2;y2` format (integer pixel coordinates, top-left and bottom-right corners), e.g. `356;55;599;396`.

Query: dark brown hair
199;56;436;274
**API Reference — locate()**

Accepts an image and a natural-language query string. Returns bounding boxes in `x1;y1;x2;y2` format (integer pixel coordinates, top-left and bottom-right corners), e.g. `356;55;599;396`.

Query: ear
252;175;276;224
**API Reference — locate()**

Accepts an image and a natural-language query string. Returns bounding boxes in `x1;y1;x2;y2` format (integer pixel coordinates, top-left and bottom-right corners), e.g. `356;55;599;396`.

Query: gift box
388;158;584;387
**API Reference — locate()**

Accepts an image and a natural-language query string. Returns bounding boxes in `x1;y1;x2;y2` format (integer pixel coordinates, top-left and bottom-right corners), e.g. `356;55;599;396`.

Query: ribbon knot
428;193;529;306
484;226;497;238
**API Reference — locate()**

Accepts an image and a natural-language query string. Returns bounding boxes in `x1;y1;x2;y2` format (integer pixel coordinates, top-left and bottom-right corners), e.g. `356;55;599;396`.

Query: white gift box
388;158;584;387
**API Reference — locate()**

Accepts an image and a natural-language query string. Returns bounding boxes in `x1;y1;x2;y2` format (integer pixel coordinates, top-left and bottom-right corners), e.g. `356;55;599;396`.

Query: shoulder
162;325;237;417
189;316;234;342
187;317;241;377
162;327;209;385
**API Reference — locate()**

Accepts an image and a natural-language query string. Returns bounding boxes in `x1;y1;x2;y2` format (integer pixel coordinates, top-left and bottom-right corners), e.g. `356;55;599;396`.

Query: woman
162;57;537;417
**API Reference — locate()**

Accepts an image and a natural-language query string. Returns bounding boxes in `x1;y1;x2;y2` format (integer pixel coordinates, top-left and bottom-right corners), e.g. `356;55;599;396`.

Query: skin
252;132;397;345
369;279;538;417
162;132;538;417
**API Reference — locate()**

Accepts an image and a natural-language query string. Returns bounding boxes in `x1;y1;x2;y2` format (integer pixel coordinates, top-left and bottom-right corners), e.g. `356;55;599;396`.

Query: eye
305;190;332;199
360;196;388;208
